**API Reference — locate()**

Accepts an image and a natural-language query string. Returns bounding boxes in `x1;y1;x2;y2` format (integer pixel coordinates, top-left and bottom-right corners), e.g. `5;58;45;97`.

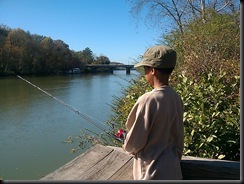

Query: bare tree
127;0;240;34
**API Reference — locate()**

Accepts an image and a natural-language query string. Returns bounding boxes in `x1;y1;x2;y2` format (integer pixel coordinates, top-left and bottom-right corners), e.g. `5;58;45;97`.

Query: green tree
3;28;34;74
53;39;72;73
69;50;85;69
15;29;36;74
94;55;110;64
39;36;61;74
81;47;94;64
0;25;11;75
0;25;103;75
29;34;45;74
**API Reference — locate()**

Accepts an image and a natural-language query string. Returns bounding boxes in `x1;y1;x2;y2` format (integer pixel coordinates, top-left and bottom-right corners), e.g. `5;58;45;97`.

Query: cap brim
134;62;152;68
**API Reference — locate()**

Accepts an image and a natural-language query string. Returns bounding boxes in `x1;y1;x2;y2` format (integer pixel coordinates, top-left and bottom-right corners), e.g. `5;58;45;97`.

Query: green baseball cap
134;45;176;68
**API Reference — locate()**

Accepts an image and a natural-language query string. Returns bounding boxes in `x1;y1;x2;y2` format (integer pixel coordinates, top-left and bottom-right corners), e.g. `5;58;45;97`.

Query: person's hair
155;67;174;75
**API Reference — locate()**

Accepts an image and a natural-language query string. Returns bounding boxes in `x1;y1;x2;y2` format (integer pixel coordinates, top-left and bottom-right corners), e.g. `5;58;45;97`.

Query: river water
0;70;139;180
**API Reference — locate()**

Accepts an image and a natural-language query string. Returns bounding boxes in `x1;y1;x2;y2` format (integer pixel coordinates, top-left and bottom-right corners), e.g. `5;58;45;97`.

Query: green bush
108;68;240;161
173;70;240;161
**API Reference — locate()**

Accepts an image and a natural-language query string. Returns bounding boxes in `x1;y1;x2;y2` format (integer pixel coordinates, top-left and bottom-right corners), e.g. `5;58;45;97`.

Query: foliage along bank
0;25;112;76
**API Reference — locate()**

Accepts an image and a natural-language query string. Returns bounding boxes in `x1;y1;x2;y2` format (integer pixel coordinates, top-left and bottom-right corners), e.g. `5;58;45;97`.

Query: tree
2;28;35;74
127;0;240;34
69;50;85;69
94;55;110;64
0;26;100;75
39;37;56;74
0;25;11;75
53;39;72;73
163;9;240;81
81;47;94;64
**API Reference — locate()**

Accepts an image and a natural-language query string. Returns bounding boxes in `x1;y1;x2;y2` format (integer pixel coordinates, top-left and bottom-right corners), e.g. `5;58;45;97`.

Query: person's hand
122;144;125;151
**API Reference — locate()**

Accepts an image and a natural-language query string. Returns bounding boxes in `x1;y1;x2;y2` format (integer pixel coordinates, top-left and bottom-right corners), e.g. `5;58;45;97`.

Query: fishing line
16;75;122;142
113;72;140;83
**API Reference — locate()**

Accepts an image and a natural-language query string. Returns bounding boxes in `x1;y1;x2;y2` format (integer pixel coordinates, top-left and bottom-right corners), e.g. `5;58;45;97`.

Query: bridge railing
84;64;134;74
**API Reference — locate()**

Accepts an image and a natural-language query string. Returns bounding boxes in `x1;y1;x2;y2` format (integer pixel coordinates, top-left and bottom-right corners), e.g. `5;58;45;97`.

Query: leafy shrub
173;70;240;161
108;68;240;161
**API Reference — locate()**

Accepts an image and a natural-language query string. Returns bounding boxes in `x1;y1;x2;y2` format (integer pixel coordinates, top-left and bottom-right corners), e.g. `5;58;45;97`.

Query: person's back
122;45;184;180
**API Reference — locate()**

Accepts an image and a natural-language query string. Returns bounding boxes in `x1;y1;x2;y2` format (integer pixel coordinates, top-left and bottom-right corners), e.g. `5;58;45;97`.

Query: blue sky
0;0;162;64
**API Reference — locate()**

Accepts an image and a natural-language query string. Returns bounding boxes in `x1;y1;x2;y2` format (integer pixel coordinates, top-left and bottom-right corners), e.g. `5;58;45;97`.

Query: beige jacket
123;86;184;180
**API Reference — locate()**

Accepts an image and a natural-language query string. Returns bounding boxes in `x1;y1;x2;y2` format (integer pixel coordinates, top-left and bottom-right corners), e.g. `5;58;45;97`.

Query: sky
0;0;163;64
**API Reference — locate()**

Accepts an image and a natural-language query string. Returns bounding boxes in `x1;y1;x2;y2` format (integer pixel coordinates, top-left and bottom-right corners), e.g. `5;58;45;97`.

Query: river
0;70;139;180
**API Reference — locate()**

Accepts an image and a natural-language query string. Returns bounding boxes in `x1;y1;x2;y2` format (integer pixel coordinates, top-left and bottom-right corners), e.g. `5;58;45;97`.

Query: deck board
109;158;134;180
41;144;133;180
41;144;240;180
79;147;133;180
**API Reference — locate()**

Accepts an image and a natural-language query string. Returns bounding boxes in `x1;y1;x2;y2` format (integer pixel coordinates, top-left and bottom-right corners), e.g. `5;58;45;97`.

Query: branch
216;0;231;12
154;0;182;31
187;0;202;13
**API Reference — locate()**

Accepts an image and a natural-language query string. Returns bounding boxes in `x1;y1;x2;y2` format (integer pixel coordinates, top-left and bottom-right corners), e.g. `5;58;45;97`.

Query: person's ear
151;68;156;75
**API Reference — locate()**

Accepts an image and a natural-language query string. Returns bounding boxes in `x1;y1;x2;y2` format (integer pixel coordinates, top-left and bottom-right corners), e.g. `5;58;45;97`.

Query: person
122;45;184;180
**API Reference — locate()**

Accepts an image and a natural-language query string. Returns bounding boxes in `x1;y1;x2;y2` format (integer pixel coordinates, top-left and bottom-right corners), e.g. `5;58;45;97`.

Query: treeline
0;25;112;76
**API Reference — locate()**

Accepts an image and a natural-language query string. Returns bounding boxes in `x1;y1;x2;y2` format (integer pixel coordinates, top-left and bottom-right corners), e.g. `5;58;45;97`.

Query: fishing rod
16;75;125;143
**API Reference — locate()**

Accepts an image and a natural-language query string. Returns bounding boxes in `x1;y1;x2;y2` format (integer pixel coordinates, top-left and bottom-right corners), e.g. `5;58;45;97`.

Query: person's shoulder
139;90;153;98
137;90;155;103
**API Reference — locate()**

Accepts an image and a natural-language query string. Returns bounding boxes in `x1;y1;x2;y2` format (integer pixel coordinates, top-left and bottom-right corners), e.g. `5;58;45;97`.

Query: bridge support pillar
126;68;131;74
109;68;114;74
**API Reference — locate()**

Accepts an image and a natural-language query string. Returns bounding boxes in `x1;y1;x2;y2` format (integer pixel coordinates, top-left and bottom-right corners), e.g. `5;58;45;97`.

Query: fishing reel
115;129;127;143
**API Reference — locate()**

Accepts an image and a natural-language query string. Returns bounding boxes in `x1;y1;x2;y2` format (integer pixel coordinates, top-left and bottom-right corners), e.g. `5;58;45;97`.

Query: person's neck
153;74;169;89
154;82;168;89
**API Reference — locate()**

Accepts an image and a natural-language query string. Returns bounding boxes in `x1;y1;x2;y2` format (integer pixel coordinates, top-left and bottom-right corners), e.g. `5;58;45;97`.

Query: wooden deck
41;144;133;180
41;144;240;181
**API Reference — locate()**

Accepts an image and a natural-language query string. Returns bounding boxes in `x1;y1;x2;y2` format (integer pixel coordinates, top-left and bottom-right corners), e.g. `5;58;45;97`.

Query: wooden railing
181;155;240;180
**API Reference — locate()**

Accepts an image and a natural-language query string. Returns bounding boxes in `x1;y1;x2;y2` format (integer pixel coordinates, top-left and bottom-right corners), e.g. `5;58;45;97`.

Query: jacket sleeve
123;94;155;155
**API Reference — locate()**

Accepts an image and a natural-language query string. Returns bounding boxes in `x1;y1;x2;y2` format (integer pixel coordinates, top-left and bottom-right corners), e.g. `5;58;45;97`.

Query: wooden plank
106;146;134;180
41;144;113;180
107;145;125;153
77;147;132;180
109;158;134;180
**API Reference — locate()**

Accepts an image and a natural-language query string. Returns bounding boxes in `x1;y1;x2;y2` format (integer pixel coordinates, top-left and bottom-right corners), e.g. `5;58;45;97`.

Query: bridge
84;64;134;74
